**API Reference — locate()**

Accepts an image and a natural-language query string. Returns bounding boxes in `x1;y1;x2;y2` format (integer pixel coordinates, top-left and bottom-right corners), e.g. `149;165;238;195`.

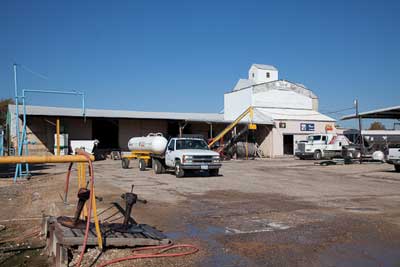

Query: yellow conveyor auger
208;106;257;148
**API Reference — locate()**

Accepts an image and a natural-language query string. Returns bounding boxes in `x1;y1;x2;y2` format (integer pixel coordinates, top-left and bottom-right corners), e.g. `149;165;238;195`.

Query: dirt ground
0;158;400;266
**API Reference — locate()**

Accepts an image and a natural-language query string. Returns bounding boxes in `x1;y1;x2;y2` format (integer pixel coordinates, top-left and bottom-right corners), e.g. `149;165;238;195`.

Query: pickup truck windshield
176;139;209;150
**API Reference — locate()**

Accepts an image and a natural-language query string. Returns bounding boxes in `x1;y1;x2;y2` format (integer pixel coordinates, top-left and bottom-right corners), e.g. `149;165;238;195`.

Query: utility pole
354;99;364;163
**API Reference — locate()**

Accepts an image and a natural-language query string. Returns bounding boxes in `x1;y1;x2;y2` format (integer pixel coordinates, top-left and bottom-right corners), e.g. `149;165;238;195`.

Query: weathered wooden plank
88;228;97;238
51;219;171;247
71;229;82;237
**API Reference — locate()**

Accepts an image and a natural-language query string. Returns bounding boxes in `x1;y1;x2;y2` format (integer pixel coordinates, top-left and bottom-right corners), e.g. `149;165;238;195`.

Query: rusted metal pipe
0;155;94;164
56;118;60;156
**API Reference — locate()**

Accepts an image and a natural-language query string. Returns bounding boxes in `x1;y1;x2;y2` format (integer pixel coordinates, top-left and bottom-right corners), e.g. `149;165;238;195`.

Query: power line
18;64;49;80
320;107;355;115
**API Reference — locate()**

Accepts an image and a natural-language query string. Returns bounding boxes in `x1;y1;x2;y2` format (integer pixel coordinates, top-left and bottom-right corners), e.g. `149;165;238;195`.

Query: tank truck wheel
175;161;185;178
139;159;146;171
153;159;164;174
122;158;130;169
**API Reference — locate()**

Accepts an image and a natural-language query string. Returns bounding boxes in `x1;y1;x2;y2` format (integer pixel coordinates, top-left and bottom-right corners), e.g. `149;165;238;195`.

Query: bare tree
368;121;386;130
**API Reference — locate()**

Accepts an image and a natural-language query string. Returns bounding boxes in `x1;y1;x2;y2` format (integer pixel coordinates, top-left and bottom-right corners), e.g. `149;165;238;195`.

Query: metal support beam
179;121;188;138
56;118;60;156
354;99;364;164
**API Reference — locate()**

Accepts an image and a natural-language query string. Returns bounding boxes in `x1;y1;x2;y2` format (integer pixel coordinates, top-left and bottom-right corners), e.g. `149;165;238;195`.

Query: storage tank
128;133;168;154
235;142;257;158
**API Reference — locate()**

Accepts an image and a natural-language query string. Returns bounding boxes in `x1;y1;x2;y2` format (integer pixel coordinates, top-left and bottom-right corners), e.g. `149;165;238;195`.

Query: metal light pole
354;99;364;163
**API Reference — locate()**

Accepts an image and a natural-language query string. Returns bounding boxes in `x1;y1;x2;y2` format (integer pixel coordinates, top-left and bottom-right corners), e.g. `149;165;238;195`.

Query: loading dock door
92;119;119;149
283;134;294;155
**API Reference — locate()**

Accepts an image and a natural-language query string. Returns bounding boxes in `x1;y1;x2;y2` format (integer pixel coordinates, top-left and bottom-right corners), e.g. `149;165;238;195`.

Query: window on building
252;73;255;78
266;72;270;78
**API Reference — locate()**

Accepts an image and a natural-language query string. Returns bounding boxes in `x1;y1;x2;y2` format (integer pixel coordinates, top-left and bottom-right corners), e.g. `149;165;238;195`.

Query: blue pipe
13;64;21;182
22;95;29;174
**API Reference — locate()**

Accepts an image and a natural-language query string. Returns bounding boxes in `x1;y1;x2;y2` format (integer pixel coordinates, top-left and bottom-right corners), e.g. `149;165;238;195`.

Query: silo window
252;73;255;78
266;72;270;78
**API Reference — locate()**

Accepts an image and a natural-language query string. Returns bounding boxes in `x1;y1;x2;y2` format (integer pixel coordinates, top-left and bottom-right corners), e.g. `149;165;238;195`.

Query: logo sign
325;124;333;131
300;123;315;131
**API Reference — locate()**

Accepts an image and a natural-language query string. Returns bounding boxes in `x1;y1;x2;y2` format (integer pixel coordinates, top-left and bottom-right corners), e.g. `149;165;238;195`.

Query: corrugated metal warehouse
6;64;335;157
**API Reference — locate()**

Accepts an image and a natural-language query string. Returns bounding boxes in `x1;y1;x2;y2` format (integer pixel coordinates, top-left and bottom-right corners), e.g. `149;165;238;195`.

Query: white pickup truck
152;138;221;177
387;147;400;172
295;133;359;160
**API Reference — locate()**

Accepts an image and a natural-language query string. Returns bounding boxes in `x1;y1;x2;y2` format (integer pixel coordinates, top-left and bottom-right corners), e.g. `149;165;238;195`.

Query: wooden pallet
43;216;171;267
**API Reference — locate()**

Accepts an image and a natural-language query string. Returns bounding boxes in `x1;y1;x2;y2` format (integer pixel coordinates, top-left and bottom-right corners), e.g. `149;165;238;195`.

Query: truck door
165;139;176;166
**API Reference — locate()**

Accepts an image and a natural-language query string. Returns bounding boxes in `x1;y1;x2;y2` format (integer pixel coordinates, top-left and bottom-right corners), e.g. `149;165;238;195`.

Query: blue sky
1;0;399;128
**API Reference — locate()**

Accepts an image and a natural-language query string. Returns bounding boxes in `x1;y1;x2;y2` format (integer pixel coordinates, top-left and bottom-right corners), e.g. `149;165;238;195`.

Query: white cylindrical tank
372;150;385;161
128;133;168;154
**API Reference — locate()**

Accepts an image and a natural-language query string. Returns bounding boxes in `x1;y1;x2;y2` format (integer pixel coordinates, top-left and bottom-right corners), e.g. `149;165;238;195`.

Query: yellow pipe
91;188;103;249
56;118;60;156
0;155;94;164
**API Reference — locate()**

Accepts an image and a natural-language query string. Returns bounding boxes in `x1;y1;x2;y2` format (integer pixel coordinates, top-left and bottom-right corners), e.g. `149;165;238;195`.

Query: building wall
248;66;278;84
224;86;316;122
23;116;52;155
255;125;273;157
22;116;92;155
252;90;313;110
224;88;252;121
11;114;334;158
271;120;335;156
118;119;168;150
11;116;230;155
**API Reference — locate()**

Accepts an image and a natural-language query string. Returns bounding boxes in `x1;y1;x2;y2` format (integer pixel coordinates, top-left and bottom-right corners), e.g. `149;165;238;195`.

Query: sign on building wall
300;123;315;131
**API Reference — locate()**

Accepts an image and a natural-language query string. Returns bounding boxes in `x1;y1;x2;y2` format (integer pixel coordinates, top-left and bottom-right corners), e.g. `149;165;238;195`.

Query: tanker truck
121;133;221;177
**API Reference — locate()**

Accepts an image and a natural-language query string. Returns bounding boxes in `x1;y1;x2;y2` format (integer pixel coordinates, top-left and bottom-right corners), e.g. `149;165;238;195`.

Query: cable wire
19;64;49;80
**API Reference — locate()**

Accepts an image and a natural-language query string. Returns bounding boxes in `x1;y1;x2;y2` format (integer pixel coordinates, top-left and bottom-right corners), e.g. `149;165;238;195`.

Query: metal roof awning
341;105;400;120
9;105;226;124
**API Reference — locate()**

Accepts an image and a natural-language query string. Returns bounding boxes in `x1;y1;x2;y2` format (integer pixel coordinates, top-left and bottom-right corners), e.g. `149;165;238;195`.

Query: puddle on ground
225;220;291;234
167;224;254;267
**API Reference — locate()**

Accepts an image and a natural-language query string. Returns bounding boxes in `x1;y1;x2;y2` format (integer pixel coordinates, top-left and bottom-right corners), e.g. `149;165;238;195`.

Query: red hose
75;152;95;267
97;243;199;267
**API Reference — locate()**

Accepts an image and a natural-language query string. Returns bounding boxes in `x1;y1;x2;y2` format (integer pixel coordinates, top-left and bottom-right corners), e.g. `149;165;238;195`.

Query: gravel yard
1;158;400;266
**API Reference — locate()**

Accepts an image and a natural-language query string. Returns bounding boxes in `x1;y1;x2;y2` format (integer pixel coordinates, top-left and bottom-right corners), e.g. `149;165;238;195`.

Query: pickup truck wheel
395;165;400;172
175;162;185;178
209;169;219;176
121;158;130;169
139;159;146;171
313;150;322;160
153;159;164;174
